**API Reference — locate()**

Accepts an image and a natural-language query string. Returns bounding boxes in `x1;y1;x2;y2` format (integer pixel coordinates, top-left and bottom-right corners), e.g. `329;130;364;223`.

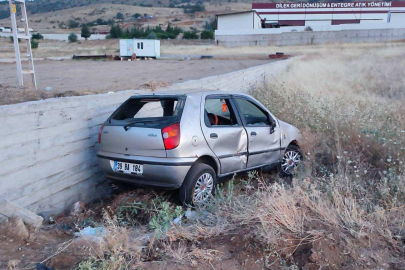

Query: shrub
305;26;313;31
68;19;80;29
9;36;21;42
116;12;124;20
68;33;78;42
31;33;44;40
182;31;198;39
200;30;214;39
30;39;39;49
183;4;205;13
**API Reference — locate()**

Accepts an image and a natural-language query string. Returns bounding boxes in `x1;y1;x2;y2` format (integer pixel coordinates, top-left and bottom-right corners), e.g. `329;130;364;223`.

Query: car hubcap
282;150;302;175
193;172;214;203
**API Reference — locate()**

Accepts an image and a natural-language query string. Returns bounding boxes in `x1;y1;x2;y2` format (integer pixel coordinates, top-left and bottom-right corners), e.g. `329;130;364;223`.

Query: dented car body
97;90;302;204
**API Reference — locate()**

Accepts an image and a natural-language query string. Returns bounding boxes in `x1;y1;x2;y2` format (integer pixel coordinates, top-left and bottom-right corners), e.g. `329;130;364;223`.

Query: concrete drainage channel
0;58;293;226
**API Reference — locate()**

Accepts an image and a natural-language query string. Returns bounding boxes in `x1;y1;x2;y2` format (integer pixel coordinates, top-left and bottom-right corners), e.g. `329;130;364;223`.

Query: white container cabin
119;39;161;58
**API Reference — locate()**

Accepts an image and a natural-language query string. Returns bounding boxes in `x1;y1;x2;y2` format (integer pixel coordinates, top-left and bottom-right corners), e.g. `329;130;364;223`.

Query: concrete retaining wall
216;28;405;47
0;59;292;219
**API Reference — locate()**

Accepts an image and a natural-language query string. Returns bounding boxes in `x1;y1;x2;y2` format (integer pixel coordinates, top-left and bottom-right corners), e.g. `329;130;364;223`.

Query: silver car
97;90;302;204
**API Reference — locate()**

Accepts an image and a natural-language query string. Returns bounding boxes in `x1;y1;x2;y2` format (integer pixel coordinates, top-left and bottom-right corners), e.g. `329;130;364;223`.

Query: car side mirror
270;119;276;134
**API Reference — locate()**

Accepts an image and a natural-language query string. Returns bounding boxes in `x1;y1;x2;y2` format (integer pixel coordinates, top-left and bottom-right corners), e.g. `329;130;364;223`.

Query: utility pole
9;0;37;89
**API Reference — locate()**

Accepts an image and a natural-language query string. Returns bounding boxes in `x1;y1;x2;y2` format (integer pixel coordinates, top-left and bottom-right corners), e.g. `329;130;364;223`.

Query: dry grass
0;37;119;58
76;211;142;270
161;43;405;267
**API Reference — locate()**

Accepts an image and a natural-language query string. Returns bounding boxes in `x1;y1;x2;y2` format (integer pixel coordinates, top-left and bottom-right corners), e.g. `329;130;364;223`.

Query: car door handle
210;133;218;139
251;131;257;136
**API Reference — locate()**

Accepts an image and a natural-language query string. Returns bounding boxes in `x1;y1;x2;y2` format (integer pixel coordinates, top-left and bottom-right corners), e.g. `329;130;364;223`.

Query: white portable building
1;27;12;33
119;39;161;58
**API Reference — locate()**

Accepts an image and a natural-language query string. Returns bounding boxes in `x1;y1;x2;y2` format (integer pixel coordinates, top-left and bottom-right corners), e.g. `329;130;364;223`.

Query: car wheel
178;163;216;205
281;145;303;176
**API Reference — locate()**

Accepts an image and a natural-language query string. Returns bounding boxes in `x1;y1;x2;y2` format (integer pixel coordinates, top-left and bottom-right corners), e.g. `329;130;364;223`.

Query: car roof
131;89;248;98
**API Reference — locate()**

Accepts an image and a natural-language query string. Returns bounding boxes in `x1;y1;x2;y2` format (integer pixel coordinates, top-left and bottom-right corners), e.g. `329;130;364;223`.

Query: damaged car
97;90;302;204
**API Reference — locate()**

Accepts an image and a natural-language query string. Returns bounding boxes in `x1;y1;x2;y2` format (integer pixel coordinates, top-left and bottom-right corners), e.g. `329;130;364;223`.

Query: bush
116;12;124;20
305;26;313;31
31;33;44;40
182;31;198;39
30;39;39;49
200;30;214;39
68;33;78;42
9;36;21;42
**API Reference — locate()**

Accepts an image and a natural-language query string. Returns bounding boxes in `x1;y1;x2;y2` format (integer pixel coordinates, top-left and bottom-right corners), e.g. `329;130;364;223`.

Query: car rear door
201;95;248;174
233;96;281;168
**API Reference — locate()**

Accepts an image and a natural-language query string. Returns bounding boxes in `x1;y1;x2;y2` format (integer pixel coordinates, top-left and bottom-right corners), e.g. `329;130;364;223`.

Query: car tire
280;144;303;176
178;163;216;205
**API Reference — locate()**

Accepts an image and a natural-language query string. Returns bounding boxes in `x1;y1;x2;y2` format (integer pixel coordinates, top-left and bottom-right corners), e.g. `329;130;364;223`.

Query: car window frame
232;96;274;128
204;95;242;128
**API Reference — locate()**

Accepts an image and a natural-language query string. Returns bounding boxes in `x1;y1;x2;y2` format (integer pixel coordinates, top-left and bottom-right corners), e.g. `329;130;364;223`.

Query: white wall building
253;1;405;27
119;39;161;58
216;11;262;32
215;2;405;47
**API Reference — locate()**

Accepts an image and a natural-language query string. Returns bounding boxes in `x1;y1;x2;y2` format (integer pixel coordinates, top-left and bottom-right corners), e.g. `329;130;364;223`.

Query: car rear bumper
97;151;196;189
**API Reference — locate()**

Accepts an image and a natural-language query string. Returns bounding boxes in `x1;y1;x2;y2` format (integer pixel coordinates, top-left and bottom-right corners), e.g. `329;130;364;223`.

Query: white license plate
110;160;143;175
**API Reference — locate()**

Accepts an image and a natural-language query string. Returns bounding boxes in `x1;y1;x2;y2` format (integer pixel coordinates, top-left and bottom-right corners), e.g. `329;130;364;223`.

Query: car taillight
98;124;105;144
161;123;180;150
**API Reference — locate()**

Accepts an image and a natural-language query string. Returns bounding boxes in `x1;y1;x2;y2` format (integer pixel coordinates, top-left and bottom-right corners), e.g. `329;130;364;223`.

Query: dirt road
0;58;272;105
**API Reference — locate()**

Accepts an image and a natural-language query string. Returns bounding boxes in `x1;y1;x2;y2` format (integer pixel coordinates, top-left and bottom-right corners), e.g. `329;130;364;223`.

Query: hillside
1;0;247;20
0;2;249;33
0;0;386;21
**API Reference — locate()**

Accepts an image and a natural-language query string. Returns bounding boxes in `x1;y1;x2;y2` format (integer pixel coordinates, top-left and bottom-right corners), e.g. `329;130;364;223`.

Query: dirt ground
1;178;403;270
0;58;273;105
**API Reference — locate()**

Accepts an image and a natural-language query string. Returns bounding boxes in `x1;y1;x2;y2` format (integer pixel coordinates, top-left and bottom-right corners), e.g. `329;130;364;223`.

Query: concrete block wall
0;90;142;218
0;59;292;218
216;28;405;47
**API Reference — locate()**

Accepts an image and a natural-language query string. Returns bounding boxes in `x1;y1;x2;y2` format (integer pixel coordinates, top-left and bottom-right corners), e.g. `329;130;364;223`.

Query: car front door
201;95;248;174
233;97;281;169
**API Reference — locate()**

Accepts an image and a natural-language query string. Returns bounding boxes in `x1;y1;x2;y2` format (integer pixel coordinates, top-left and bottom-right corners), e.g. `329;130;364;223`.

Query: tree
81;25;91;40
133;13;141;19
146;31;157;39
109;25;122;39
204;18;217;31
116;12;124;20
68;33;78;42
201;30;214;39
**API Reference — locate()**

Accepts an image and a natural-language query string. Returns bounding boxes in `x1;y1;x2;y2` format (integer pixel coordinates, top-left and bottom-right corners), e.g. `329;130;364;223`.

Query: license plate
110;160;143;175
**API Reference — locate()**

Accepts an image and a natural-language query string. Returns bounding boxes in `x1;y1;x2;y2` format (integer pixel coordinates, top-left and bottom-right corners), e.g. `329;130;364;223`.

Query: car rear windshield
109;96;185;127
